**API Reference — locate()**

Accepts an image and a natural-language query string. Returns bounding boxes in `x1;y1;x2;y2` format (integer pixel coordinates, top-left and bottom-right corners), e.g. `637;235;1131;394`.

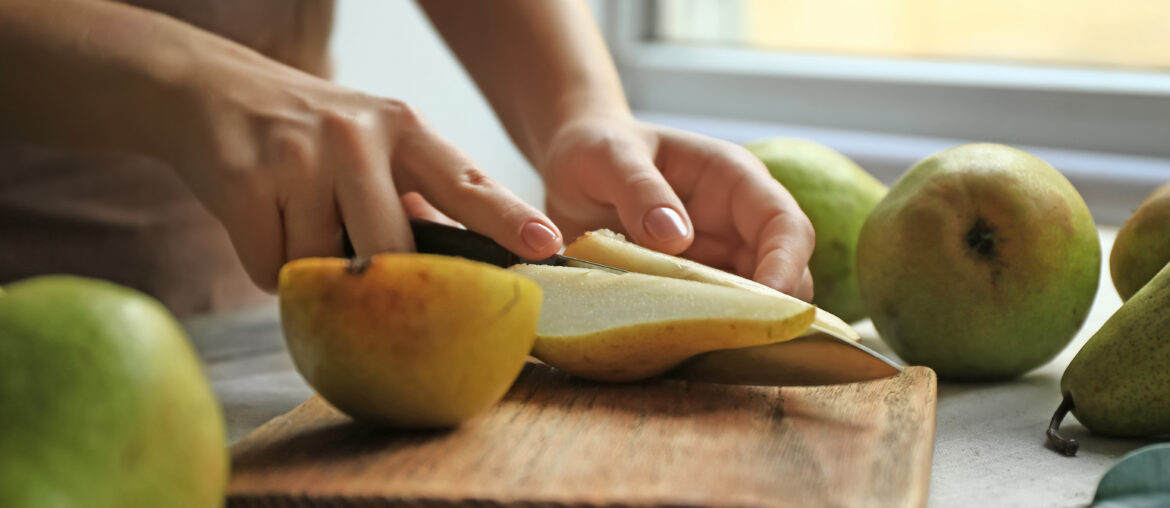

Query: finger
681;232;740;273
747;210;816;296
587;150;693;255
323;113;413;256
401;191;462;228
218;189;285;292
795;267;815;302
393;127;561;260
272;127;345;260
729;162;816;294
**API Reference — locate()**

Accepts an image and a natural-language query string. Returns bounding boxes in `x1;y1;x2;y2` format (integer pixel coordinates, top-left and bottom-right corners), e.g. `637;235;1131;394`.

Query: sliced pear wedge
563;229;861;341
509;264;816;382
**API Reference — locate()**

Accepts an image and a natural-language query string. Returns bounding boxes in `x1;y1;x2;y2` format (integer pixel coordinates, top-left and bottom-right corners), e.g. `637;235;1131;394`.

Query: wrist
527;90;633;170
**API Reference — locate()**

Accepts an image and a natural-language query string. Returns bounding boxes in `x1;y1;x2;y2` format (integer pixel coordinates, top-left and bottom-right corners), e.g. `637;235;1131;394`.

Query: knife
342;218;626;274
667;332;904;387
344;219;901;386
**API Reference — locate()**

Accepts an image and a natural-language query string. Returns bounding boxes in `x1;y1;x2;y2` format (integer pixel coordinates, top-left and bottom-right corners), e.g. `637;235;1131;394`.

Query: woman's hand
166;55;563;290
0;0;563;291
539;115;815;301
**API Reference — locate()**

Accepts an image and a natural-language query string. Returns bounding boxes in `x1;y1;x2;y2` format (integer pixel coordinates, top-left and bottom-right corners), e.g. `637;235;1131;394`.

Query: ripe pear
0;276;227;508
1047;260;1170;456
279;254;542;428
857;143;1101;381
1110;182;1170;301
508;264;816;382
563;229;859;341
746;138;888;323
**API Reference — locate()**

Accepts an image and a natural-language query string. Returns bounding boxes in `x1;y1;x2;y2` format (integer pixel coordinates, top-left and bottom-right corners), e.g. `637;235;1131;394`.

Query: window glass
654;0;1170;71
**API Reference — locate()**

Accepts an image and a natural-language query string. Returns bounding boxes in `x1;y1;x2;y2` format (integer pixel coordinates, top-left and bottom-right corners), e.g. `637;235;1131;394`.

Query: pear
1110;182;1170;301
508;264;816;382
563;229;860;342
857;143;1101;381
279;254;542;428
0;276;227;507
746;138;888;323
1047;260;1170;455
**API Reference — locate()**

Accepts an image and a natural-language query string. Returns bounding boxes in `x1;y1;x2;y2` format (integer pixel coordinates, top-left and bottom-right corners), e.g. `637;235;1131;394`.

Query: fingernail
643;207;689;243
521;221;559;252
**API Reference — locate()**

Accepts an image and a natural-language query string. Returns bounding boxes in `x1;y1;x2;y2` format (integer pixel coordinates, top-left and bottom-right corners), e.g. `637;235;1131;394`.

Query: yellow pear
279;254;541;428
563;229;859;341
509;264;815;382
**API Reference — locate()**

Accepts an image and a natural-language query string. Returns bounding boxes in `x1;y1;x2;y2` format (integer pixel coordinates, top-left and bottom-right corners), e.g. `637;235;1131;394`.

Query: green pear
857;143;1101;381
1047;260;1170;456
746;138;888;323
1110;182;1170;301
0;276;228;507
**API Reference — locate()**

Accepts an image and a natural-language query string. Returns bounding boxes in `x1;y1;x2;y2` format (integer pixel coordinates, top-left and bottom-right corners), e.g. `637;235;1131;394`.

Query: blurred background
331;0;1170;225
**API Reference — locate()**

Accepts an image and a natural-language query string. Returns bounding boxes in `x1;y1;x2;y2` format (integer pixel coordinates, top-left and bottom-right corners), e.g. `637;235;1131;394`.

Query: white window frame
594;0;1170;223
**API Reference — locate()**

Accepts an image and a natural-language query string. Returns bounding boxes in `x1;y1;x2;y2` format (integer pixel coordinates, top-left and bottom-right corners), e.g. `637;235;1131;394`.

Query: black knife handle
341;218;522;268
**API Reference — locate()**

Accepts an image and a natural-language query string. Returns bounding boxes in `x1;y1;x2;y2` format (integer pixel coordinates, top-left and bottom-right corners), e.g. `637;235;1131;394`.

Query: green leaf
1092;443;1170;507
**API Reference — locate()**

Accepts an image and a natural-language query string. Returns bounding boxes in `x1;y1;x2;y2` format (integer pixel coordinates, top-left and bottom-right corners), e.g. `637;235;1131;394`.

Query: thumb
594;156;693;254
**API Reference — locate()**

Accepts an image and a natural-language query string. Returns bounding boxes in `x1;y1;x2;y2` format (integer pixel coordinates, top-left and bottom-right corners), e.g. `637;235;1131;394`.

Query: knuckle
379;99;426;132
457;167;495;188
450;167;498;199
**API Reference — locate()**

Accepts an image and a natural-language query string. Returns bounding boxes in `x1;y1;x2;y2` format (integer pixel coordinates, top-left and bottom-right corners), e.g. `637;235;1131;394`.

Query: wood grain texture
228;364;936;508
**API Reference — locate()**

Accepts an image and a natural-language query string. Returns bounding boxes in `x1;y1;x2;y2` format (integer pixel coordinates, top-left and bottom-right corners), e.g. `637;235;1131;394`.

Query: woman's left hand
538;115;815;301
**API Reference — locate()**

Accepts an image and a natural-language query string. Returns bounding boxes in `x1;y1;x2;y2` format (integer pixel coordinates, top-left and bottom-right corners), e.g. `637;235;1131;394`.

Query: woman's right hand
1;0;563;291
153;25;562;291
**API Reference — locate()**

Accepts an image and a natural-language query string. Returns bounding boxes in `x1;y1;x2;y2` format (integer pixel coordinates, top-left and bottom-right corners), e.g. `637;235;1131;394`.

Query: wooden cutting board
228;363;937;507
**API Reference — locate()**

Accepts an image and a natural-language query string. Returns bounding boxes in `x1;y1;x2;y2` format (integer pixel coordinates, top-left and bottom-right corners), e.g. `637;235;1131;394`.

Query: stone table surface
184;226;1158;508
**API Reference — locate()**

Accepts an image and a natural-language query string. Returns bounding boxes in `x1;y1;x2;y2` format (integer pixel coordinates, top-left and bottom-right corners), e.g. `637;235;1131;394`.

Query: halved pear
563;229;860;341
508;264;816;382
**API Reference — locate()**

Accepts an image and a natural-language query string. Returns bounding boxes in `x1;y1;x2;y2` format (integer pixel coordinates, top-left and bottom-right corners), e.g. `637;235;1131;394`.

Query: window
596;0;1170;223
655;0;1170;71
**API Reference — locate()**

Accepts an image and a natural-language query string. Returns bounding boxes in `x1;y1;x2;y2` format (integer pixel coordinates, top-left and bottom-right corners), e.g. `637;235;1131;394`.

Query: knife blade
342;218;627;274
667;332;903;387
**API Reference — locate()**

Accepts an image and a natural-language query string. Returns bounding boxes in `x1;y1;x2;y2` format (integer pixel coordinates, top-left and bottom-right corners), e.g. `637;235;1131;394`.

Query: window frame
597;0;1170;160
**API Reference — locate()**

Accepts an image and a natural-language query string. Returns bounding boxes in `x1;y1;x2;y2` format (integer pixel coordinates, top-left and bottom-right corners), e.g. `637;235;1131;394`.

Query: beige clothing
0;0;334;317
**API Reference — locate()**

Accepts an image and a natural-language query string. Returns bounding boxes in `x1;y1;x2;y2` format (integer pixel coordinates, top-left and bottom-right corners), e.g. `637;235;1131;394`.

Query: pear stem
347;256;372;275
1046;394;1079;456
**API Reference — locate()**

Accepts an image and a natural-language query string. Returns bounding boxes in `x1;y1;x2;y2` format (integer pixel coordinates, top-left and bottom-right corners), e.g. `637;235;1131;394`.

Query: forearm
0;0;264;164
417;0;630;167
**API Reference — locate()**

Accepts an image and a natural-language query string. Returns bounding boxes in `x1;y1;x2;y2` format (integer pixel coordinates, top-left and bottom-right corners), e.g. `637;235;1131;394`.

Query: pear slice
563;229;861;341
509;264;816;382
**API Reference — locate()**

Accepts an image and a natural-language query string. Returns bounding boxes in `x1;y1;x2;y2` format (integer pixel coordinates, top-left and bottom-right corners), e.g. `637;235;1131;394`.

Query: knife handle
341;218;522;268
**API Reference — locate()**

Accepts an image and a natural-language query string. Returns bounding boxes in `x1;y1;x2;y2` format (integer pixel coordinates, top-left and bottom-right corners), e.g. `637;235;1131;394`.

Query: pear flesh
1047;260;1170;456
509;264;816;382
563;229;859;342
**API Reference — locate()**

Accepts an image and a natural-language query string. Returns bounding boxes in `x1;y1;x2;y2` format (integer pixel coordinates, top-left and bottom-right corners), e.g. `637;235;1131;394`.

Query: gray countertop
185;226;1157;508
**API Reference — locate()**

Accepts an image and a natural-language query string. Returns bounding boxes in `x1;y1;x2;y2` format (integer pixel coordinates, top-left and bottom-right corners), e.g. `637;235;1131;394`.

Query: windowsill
636;110;1170;226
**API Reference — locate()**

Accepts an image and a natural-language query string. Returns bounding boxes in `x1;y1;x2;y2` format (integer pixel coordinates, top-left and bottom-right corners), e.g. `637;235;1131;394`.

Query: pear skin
858;143;1101;381
1047;260;1170;455
1110;182;1170;301
0;277;227;507
279;254;541;428
509;264;815;382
